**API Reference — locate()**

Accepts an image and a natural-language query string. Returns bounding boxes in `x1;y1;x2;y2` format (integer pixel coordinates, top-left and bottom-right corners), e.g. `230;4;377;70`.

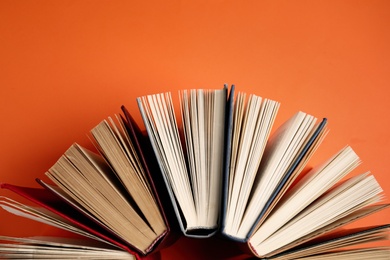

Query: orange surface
0;1;389;259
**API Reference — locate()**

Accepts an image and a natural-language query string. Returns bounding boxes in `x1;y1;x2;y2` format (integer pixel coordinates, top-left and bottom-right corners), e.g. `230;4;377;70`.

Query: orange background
0;1;389;259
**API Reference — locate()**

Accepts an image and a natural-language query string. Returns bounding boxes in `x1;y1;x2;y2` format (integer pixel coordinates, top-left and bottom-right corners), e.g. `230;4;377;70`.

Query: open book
0;106;173;259
246;148;389;258
222;109;329;240
137;87;227;237
242;224;390;259
0;236;144;260
0;85;388;259
218;86;389;258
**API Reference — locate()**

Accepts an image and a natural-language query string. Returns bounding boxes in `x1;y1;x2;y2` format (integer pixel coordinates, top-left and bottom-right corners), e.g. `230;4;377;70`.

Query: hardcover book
1;86;389;259
1;106;175;260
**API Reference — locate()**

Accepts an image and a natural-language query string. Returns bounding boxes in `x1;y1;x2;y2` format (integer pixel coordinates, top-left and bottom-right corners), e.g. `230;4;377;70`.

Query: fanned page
222;92;280;239
45;141;165;254
0;109;171;257
120;106;171;228
248;146;387;258
0;183;140;256
223;111;323;240
0;236;136;260
263;202;390;257
280;248;390;260
269;225;390;260
249;118;328;233
239;112;318;238
0;196;112;246
90;116;166;236
37;110;168;255
137;88;227;237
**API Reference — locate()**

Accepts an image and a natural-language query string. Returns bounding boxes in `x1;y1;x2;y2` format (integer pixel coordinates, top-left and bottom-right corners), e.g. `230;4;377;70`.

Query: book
0;107;173;259
136;85;388;257
260;224;390;260
243;225;390;260
1;85;389;259
221;98;328;240
215;88;389;258
137;87;228;238
246;165;389;258
0;236;143;260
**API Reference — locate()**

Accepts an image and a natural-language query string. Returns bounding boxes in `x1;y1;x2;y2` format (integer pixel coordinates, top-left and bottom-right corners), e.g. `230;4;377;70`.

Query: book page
0;236;135;259
224;94;279;237
46;144;158;254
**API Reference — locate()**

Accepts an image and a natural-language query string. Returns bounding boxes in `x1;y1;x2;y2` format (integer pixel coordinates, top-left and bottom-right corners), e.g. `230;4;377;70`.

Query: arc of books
1;85;389;260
